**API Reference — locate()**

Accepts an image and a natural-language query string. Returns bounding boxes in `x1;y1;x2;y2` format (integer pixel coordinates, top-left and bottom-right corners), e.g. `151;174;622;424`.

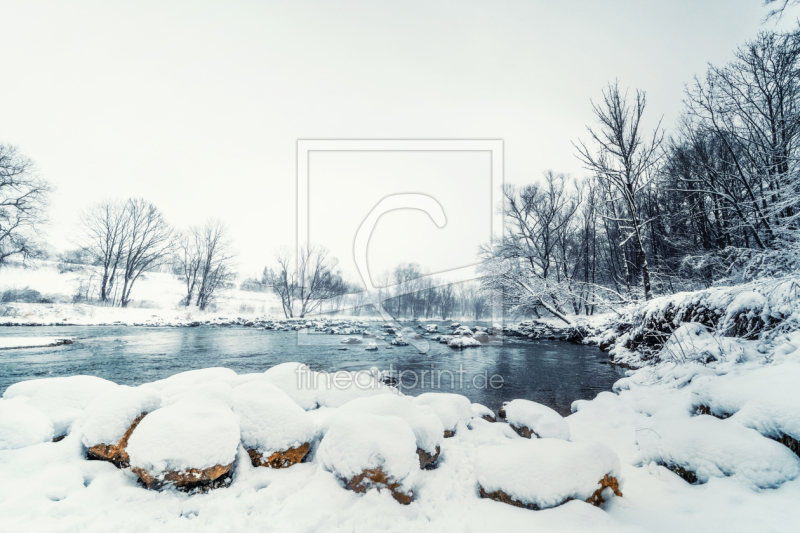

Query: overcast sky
0;0;794;283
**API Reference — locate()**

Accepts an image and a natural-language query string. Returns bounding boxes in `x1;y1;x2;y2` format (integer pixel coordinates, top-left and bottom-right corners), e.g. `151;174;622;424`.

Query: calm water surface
0;324;624;415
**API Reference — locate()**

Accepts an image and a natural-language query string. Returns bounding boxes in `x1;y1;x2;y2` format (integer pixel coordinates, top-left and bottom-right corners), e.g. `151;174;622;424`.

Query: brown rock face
585;474;623;506
345;467;413;505
132;462;233;492
497;406;506;419
480;474;623;510
417;446;441;469
479;487;541;510
481;414;497;423
87;412;147;468
510;424;538;439
247;442;310;468
443;430;455;438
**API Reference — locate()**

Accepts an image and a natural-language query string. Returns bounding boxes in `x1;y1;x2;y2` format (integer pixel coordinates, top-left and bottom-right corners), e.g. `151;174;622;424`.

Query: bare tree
118;199;173;307
0;145;50;268
575;81;664;300
78;200;129;304
193;219;236;310
264;248;296;318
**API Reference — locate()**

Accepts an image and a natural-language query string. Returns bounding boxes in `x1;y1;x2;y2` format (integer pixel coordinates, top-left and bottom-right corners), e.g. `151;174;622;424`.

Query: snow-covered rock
334;394;444;467
232;381;315;468
475;439;623;510
0;397;54;449
504;399;570;440
470;403;496;423
448;336;481;348
412;393;472;437
318;412;418;504
126;398;240;490
77;385;163;467
637;416;800;489
3;376;118;437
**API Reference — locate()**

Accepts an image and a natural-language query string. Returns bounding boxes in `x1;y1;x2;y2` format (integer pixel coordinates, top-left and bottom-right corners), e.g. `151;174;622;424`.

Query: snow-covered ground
1;336;800;531
0;260;284;317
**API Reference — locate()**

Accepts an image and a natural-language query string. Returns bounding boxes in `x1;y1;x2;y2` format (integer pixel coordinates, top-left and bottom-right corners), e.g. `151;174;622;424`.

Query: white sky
0;0;794;283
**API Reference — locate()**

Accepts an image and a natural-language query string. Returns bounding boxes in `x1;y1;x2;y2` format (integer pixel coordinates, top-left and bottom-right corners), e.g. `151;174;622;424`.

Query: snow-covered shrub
503;399;570;440
475;439;622;510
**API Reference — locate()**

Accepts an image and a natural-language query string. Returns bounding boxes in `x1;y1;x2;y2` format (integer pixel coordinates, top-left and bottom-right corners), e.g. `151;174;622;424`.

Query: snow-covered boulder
453;326;473;337
448;336;481;348
318;412;418;504
263;362;321;410
694;361;800;446
472;331;490;343
340;336;362;345
3;376;118;437
365;342;378;351
0;397;54;449
471;403;496;423
232;381;315;468
144;367;238;401
438;335;454;344
334;394;444;468
504;399;570;440
413;393;472;437
78;385;163;468
425;324;439;333
475;439;623;510
390;336;409;346
637;416;800;489
126;399;241;491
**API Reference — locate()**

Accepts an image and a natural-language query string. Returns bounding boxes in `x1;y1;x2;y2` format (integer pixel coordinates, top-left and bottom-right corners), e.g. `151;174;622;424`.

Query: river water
0;324;624;415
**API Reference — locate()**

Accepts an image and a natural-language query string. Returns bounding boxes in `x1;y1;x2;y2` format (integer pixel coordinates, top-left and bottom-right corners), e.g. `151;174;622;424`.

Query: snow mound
636;416;800;489
317;412;418;487
504;399;570;440
263;362;320;410
475;439;622;509
412;393;472;434
78;385;163;448
126;399;241;475
144;367;238;400
232;380;316;455
0;398;54;449
334;394;443;455
3;376;118;436
695;362;800;441
470;403;496;421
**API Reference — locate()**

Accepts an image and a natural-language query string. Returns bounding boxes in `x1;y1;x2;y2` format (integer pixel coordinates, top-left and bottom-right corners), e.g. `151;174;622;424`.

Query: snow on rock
143;367;238;401
470;403;496;423
425;324;438;333
475;439;623;510
77;385;163;467
0;397;54;449
232;380;315;468
448;336;482;348
504;399;570;440
0;336;73;349
694;361;800;443
317;412;418;504
263;362;321;410
636;416;800;489
126;398;240;490
3;376;118;437
412;393;472;437
659;323;724;364
334;394;444;467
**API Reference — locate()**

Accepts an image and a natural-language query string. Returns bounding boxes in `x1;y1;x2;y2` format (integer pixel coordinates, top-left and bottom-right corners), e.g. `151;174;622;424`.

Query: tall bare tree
78;200;129;304
0;145;50;268
575;81;664;300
